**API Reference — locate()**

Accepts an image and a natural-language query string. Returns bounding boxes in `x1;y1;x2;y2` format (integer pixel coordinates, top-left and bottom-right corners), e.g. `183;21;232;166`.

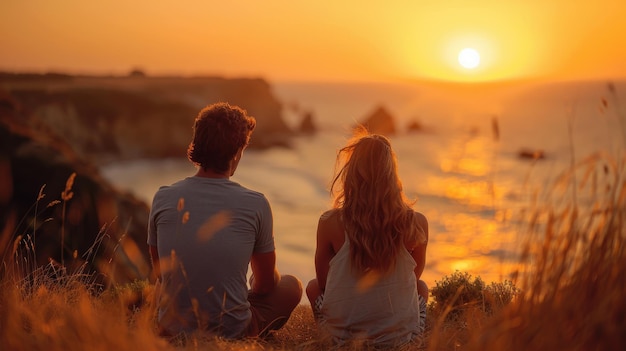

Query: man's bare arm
250;250;279;295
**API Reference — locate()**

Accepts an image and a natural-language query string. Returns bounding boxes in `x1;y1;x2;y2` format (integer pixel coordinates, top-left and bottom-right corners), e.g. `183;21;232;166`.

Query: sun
458;48;481;69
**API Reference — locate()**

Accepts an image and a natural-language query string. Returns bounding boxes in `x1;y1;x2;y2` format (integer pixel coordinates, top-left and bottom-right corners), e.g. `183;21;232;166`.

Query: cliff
0;93;151;284
1;74;293;163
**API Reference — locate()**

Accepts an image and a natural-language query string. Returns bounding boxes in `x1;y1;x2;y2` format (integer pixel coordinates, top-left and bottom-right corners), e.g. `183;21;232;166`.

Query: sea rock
0;92;151;285
406;118;424;133
517;148;546;160
297;111;317;135
0;74;293;162
358;105;396;136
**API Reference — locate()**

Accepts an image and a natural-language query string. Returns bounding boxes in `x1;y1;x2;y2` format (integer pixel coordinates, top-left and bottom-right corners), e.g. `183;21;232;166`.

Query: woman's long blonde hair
331;127;424;275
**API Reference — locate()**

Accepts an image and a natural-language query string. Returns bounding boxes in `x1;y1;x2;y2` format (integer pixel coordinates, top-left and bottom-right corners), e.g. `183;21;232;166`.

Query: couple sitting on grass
147;102;429;348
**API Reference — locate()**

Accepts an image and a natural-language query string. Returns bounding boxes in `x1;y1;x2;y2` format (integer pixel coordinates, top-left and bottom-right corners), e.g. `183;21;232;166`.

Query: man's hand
149;245;160;283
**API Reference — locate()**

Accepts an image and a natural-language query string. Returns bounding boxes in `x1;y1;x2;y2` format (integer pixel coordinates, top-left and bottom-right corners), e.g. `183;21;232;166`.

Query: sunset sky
1;0;625;83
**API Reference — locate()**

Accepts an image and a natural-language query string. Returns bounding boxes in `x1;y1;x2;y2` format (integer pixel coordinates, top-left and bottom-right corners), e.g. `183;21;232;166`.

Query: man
148;102;302;339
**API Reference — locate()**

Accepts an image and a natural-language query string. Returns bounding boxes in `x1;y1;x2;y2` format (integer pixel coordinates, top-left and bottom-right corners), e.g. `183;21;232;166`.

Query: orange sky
1;0;625;83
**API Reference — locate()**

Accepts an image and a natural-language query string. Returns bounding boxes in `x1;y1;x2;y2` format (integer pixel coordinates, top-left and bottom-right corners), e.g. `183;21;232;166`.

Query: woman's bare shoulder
319;208;341;222
412;210;428;226
411;210;429;241
318;209;345;250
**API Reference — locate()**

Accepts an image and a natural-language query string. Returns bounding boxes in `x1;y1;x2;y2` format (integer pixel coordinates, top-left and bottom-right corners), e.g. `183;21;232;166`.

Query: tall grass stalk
60;172;76;267
464;152;626;350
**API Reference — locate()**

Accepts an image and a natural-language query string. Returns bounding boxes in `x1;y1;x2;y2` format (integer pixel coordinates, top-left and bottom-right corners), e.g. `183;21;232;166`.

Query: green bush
430;271;519;321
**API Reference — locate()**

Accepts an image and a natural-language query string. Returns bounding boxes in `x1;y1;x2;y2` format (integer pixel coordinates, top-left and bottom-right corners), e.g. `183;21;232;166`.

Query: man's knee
280;275;303;307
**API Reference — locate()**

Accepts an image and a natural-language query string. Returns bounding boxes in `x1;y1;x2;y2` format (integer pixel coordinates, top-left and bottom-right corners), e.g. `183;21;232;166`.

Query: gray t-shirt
147;176;274;338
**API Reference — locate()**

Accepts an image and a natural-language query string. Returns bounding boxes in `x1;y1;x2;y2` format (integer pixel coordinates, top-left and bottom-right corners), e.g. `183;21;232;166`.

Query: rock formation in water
297;111;317;135
517;148;546;160
406;118;424;133
358;105;396;136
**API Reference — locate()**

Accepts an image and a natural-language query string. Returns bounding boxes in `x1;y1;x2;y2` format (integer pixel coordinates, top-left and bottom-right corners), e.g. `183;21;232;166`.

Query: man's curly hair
187;102;256;173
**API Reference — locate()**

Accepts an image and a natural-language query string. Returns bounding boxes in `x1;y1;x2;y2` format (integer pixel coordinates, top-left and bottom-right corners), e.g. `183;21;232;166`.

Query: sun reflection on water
439;135;494;177
419;132;523;284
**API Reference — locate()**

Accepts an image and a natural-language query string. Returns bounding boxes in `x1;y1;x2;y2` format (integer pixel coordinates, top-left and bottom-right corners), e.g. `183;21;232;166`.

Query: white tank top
319;235;421;347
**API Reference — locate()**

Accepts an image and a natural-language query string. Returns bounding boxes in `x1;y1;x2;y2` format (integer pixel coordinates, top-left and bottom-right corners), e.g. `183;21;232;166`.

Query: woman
306;128;429;347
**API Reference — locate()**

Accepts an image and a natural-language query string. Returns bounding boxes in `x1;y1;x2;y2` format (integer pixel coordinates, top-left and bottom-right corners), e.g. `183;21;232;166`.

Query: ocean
101;79;625;300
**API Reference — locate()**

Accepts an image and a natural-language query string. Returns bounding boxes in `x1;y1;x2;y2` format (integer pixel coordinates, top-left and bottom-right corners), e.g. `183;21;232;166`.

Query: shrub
430;270;520;321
